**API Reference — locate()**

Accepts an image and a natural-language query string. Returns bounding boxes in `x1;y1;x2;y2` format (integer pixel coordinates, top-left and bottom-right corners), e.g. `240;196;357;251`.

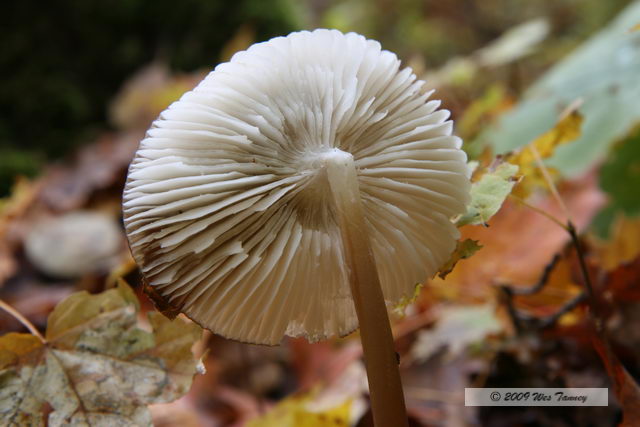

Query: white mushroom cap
123;29;470;345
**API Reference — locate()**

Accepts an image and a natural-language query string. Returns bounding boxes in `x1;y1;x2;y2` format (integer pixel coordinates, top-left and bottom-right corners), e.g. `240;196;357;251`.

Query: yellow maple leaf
508;107;584;198
0;280;203;426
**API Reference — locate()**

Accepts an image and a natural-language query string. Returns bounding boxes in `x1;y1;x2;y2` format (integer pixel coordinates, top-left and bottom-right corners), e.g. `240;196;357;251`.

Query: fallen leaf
438;239;483;279
38;131;142;211
410;304;502;363
0;177;41;286
0;280;202;426
591;330;640;427
247;390;352;427
592;214;640;271
430;173;605;302
456;162;519;227
604;256;640;302
508;108;584;198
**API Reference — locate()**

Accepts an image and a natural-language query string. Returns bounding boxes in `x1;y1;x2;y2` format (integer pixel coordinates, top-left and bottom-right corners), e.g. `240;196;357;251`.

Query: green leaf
0;280;202;426
600;130;640;217
478;1;640;177
456;163;519;227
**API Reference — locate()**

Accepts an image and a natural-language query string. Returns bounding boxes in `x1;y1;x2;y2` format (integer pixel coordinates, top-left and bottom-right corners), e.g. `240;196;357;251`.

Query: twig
499;253;587;332
506;254;562;296
538;293;587;329
566;221;602;331
0;298;46;343
528;144;572;224
508;194;568;230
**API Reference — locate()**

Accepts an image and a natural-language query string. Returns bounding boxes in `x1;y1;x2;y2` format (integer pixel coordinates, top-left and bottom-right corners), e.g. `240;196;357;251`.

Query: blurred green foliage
596;129;640;236
480;0;640;177
319;0;632;66
0;0;298;195
601;129;640;216
0;0;636;198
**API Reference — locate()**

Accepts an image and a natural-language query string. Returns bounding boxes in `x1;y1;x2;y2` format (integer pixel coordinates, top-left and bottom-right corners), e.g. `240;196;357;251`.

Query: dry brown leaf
428;174;605;303
0;178;41;286
604;256;640;303
0;280;202;426
591;329;640;426
39;132;142;211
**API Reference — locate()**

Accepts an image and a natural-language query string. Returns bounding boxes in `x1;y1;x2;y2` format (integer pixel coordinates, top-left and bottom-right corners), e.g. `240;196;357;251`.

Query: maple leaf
0;280;202;426
430;176;605;303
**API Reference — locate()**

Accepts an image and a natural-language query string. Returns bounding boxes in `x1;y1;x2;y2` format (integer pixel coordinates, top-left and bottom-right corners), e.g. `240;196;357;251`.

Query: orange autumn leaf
591;330;640;427
428;175;604;303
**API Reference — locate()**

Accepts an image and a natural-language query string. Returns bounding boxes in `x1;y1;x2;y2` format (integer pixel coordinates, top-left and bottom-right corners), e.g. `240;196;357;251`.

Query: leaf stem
0;298;46;343
324;148;408;426
508;194;568;230
529;144;572;223
566;221;599;323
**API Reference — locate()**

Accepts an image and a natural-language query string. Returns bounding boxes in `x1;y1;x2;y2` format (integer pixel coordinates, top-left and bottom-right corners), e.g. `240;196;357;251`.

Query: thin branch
504;254;562;296
0;298;46;343
538;292;587;329
566;221;601;331
508;194;568;230
529;144;572;224
498;253;586;332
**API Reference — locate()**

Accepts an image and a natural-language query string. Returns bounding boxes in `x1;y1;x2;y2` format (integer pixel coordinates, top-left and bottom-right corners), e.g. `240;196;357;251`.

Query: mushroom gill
123;29;470;345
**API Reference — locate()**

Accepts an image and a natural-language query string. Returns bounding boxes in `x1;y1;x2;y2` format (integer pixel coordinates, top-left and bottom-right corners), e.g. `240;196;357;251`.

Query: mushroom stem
323;149;409;426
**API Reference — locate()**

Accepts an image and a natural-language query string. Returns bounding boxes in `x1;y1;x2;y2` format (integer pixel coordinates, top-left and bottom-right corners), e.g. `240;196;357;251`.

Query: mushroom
123;29;470;425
